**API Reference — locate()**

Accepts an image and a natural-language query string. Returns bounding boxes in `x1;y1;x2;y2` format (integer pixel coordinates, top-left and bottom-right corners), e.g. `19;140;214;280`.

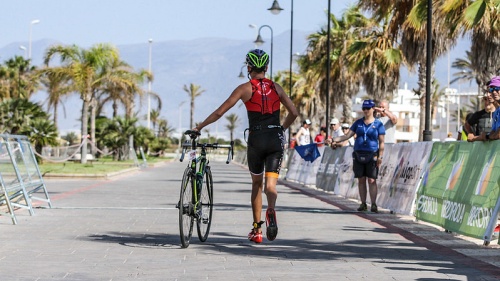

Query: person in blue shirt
333;99;385;213
483;77;500;140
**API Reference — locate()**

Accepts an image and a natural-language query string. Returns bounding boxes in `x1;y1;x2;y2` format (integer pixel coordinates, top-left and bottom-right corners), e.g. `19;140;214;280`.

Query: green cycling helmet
246;49;269;69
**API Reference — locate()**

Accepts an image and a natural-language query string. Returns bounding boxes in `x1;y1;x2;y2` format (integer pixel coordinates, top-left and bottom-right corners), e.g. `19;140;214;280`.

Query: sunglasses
489;87;500;93
362;107;372;111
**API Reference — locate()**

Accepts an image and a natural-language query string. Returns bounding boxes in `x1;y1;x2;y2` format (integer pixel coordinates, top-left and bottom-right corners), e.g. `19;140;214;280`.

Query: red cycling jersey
244;78;281;129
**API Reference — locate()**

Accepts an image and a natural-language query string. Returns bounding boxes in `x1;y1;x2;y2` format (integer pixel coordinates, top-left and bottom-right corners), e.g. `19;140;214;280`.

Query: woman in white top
295;119;312;146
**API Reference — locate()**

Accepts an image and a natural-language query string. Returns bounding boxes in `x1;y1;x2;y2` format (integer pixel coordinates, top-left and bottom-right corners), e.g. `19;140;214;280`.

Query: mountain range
0;30;472;140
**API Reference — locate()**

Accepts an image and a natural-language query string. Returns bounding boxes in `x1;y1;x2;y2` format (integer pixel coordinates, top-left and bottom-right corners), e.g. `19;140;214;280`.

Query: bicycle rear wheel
197;167;213;242
179;167;194;248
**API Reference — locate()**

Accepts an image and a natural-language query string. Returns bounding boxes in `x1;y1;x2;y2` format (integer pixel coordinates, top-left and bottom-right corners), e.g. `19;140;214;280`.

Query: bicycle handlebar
179;131;234;164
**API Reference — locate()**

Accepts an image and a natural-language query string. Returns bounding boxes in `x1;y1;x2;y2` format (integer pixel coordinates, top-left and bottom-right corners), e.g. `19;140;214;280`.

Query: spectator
342;123;355;146
333;99;385;213
457;113;473;141
295;119;312;146
314;126;327;147
444;132;456;142
465;96;494;142
328;118;346;148
483;77;500;140
289;132;297;149
374;99;398;143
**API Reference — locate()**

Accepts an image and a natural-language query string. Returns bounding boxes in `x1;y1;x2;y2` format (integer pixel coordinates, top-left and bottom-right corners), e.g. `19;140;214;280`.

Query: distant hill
0;31;472;139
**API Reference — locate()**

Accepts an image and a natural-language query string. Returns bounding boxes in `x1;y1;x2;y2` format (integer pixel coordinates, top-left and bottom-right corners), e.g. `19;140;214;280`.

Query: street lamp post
268;0;292;144
28;19;40;60
147;38;153;130
423;0;433;141
254;25;274;80
325;0;331;136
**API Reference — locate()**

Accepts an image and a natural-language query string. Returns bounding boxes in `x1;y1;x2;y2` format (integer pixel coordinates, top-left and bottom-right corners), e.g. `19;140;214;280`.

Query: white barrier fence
234;141;500;244
0;134;52;225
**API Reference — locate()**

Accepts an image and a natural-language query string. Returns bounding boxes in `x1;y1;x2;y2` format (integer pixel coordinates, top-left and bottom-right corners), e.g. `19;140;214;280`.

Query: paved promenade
0;160;499;280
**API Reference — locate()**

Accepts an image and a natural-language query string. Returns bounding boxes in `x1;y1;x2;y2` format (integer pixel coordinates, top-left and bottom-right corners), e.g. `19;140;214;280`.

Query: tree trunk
53;100;59;131
417;61;426;142
190;99;194;129
90;97;97;156
80;93;90;164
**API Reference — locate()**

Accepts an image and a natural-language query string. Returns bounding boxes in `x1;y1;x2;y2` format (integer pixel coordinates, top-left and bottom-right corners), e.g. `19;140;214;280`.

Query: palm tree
441;0;500;84
61;132;79;145
273;70;304;125
96;58;153;119
157;118;175;138
101;116;138;161
37;66;73;130
346;14;403;102
225;113;239;143
149;109;161;135
183;83;205;129
357;0;458;140
0;99;49;134
133;125;155;154
19;118;58;160
0;56;39;100
44;44;119;164
429;79;447;123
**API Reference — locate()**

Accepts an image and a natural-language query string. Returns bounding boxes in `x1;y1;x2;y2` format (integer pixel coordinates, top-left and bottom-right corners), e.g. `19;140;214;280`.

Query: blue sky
1;0;356;48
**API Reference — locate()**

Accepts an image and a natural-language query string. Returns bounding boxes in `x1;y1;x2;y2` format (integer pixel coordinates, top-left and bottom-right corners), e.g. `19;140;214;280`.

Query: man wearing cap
374;99;398;144
341;123;355;146
483;77;500;140
295;119;312;146
329;118;347;147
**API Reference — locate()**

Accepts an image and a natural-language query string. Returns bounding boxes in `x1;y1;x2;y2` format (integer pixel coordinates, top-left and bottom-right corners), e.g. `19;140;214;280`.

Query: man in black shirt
465;94;495;142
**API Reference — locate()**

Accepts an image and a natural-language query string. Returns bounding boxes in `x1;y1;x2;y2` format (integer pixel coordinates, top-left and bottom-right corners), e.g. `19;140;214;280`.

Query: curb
42;167;140;179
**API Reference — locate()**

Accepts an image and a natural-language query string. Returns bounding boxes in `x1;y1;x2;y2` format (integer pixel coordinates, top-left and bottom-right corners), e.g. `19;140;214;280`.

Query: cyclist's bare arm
274;82;298;130
194;83;250;131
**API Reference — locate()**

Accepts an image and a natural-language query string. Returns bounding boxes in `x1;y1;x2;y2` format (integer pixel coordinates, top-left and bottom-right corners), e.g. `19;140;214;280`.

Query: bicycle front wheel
179;167;194;248
197;167;214;242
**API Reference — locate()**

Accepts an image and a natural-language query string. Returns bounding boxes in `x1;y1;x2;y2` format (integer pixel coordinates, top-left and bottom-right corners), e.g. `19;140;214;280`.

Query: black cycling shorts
353;158;378;179
247;128;285;176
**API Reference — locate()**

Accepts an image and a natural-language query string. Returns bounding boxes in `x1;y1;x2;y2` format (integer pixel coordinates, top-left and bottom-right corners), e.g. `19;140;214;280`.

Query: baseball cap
490;76;500;87
330;118;339;125
362;99;375;108
341;123;350;129
304;119;312;125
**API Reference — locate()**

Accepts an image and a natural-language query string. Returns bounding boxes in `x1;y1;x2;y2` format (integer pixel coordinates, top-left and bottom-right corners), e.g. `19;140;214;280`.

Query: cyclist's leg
250;172;264;228
263;175;277;209
263;149;282;241
263;149;283;209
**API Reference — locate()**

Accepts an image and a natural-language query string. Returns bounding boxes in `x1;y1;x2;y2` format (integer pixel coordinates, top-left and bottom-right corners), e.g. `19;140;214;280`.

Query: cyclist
193;49;298;243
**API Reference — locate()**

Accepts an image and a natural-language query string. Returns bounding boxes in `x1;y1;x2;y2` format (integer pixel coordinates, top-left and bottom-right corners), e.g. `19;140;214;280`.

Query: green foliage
61;132;79;145
0;99;54;135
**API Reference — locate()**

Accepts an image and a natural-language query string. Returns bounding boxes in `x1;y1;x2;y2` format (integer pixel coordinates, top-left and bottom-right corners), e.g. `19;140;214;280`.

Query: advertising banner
415;141;500;241
377;142;433;215
333;146;358;199
286;146;324;186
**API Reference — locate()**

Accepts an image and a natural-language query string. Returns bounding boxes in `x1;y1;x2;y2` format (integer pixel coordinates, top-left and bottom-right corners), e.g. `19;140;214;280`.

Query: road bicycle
177;130;233;248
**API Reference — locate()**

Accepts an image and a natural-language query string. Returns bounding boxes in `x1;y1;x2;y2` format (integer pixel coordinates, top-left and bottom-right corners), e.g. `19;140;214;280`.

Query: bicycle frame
178;130;233;248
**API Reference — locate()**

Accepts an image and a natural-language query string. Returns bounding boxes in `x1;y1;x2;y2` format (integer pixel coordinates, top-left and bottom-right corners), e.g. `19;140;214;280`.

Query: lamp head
254;34;264;46
268;0;283;15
